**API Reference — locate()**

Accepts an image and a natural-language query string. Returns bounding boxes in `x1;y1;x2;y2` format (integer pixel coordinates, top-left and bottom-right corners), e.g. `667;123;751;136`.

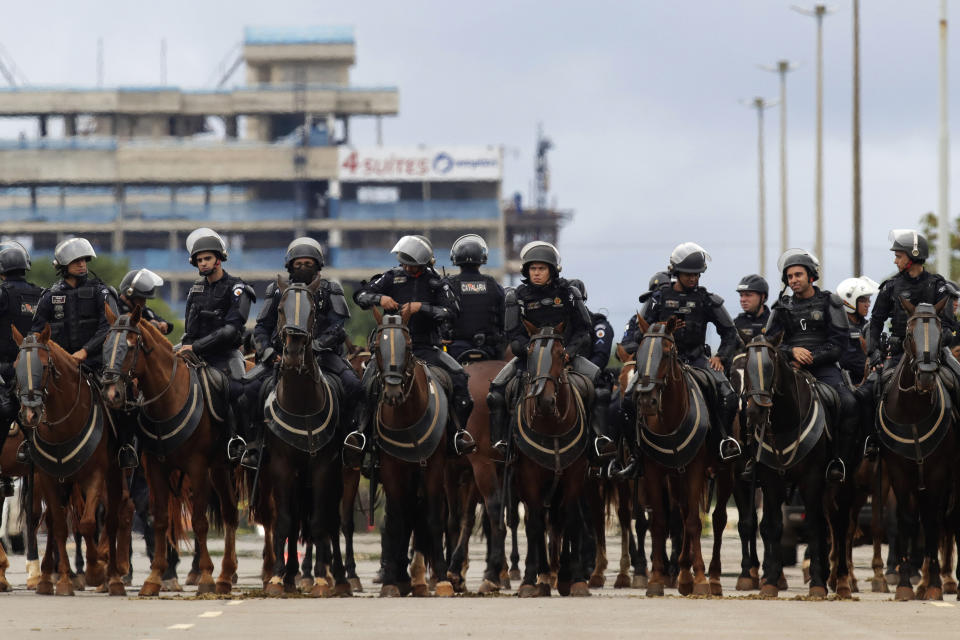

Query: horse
875;299;958;601
624;316;714;597
444;357;510;594
259;276;349;597
370;312;454;597
509;320;592;597
0;423;39;591
100;305;239;597
11;325;129;596
740;331;853;598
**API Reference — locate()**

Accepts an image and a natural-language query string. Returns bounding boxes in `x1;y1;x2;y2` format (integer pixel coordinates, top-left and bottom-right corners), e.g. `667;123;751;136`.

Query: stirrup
719;437;742;461
593;435;616;459
454;430;477;456
240;445;260;470
825;458;846;483
117;444;139;470
226;435;247;463
344;430;366;453
15;440;30;464
739;459;756;482
863;435;879;460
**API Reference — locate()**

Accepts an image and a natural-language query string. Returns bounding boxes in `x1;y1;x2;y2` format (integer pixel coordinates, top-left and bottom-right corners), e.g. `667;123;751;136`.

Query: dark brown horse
627;317;712;597
876;299;957;601
512;321;592;597
260;277;349;597
12;326;129;596
100;306;239;596
372;313;453;597
0;423;37;591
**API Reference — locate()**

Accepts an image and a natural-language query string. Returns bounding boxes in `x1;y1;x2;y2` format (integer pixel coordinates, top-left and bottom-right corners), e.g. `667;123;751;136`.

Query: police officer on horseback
177;228;255;463
443;234;505;362
0;243;42;496
638;243;742;461
247;237;361;469
734;274;771;341
568;279;614;371
836;275;881;460
117;268;172;335
487;241;615;462
345;235;476;466
620;271;672;356
766;249;856;483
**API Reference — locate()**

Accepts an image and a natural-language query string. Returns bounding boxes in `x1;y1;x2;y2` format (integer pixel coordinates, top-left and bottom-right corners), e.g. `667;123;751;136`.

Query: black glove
869;350;883;369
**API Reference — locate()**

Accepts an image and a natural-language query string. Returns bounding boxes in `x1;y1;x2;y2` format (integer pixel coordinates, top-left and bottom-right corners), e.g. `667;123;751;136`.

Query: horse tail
165;469;193;548
699;475;714;515
604;478;619;527
206;474;225;535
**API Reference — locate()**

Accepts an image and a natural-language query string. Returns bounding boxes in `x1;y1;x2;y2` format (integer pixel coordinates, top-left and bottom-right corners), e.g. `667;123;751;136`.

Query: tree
919;212;960;279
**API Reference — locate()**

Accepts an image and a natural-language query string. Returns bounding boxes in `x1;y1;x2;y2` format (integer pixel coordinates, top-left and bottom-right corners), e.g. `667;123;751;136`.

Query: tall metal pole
852;0;863;275
748;98;776;278
938;0;951;277
765;61;796;256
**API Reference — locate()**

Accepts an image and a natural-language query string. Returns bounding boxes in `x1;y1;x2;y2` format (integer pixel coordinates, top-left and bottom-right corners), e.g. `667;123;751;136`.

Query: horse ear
766;331;783;347
665;316;679;334
105;303;117;325
11;325;23;347
523;319;537;336
555;321;565;334
616;343;631;363
899;295;916;316
935;296;948;314
372;306;383;325
737;329;751;346
277;274;289;294
308;274;322;294
39;323;51;343
130;303;143;325
636;313;649;334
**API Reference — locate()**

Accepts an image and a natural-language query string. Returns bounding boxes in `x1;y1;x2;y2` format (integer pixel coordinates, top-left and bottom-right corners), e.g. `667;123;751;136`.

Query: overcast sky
1;1;958;336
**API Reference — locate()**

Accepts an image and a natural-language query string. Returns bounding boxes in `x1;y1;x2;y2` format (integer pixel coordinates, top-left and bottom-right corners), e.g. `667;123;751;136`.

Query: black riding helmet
736;274;769;298
186;227;228;265
285;237;325;270
391;235;435;267
450;234;488;266
0;242;31;274
889;229;929;264
777;248;820;284
668;242;711;274
520;241;561;279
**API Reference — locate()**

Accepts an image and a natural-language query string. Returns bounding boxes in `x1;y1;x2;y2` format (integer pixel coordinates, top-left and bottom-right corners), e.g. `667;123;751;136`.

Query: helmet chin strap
199;258;221;278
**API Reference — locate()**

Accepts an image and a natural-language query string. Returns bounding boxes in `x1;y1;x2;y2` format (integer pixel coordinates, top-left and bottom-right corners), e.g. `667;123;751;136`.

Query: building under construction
0;26;568;309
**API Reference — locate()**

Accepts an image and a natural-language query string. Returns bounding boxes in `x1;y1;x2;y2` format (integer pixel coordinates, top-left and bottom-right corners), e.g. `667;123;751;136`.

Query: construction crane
0;43;28;87
535;123;553;212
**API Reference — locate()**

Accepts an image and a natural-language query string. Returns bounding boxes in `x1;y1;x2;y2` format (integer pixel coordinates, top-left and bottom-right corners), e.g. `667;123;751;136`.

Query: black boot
591;388;616;461
486;388;509;457
450;396;477;456
343;401;370;469
117;432;139;470
225;405;246;463
236;396;261;470
853;383;879;460
717;391;742;461
0;476;13;498
825;430;847;484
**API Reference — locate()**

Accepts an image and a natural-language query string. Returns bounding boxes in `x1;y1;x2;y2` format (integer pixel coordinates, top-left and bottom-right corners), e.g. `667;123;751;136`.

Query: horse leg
941;530;957;595
445;475;471;592
51;489;74;596
474;458;507;593
919;483;944;600
209;468;239;595
614;480;632;588
733;473;759;590
185;467;216;595
506;479;522;581
633;482;649;588
138;463;170;597
870;463;888;592
665;486;682;589
829;482;854;599
709;467;731;596
425;459;453;597
587;480;606;589
645;469;668;597
758;475;785;597
78;477;105;589
892;482;919;600
378;464;406;597
340;466;362;592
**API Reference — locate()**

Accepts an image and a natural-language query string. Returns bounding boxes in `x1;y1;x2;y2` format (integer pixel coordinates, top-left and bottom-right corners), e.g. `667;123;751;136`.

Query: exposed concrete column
204;184;211;207
169;230;180;302
29;186;36;211
59;186;66;210
225;115;238;139
327;179;340;219
112;184;125;254
64;114;77;137
38;116;48;138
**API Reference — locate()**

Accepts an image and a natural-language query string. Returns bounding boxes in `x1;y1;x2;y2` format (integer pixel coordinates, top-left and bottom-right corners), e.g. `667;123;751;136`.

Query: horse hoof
309;583;330;598
537;582;551;597
334;582;353;597
509;568;521;581
264;582;283;597
569;581;591;597
943;579;958;595
232;572;238;585
215;581;232;595
435;581;455;597
71;574;85;591
923;586;943;601
802;567;811;585
298;577;315;592
185;571;200;586
26;576;41;591
895;586;915;601
665;575;678;589
196;579;216;595
646;582;664;597
557;581;571;597
777;574;788;590
348;577;363;593
162;578;183;593
677;580;693;596
36;579;54;596
397;582;412;597
499;577;511;591
837;585;853;600
871;578;889;593
693;582;711;596
86;566;105;588
736;576;756;591
808;585;827;599
138;581;161;597
915;585;926;600
0;578;10;593
631;574;648;589
517;584;539;598
379;584;401;598
55;580;74;597
95;583;107;594
759;584;779;598
108;579;126;596
478;578;500;594
885;572;898;586
851;579;859;593
588;574;605;588
411;583;429;598
614;574;631;589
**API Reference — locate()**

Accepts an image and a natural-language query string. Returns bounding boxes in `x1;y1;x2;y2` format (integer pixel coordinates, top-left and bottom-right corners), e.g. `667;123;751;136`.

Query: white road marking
167;623;195;630
226;600;243;606
928;601;954;608
198;611;223;618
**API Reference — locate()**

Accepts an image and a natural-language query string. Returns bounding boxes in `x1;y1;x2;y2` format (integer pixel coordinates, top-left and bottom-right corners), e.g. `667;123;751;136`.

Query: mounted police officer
486;241;615;462
619;271;672;357
836;275;881;460
0;243;42;496
345;235;476;466
443;234;505;362
247;237;361;469
117;268;172;336
734;274;771;341
177;228;256;463
638;243;742;461
766;249;856;483
568;279;614;370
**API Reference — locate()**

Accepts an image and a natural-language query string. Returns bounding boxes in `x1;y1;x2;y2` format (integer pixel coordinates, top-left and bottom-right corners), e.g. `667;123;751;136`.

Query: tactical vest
48;283;102;353
650;286;709;356
889;272;942;339
734;307;770;341
781;291;830;348
517;282;569;329
0;280;42;362
380;268;445;348
449;273;500;341
184;275;242;346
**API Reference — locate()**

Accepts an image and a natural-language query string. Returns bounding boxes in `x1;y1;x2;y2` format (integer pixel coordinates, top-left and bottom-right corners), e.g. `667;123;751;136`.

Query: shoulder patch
51;295;66;304
461;281;488;294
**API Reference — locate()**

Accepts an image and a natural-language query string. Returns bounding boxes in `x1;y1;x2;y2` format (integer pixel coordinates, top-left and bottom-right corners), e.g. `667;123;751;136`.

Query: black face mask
292;266;318;284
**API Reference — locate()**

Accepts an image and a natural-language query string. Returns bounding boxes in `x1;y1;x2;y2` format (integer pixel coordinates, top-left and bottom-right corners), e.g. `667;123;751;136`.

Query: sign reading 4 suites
338;146;502;182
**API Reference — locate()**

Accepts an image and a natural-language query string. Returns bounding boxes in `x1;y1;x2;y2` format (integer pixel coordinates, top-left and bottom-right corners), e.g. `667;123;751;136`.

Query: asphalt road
1;518;957;639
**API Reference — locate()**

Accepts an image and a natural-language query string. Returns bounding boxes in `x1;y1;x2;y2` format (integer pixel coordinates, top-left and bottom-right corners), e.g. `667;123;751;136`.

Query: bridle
742;339;781;408
524;328;566;409
900;307;942;394
375;318;415;405
633;326;681;415
102;316;180;414
278;284;320;381
16;336;83;429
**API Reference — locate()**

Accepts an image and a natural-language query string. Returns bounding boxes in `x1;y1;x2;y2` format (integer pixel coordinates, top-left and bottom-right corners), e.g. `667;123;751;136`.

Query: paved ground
1;516;958;639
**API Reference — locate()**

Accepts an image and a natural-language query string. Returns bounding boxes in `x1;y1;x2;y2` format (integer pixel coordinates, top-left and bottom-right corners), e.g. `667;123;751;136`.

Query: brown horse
371;313;453;597
876;299;957;601
626;317;712;597
12;326;128;596
100;306;239;596
0;423;35;591
511;321;592;597
445;358;509;594
260;277;349;597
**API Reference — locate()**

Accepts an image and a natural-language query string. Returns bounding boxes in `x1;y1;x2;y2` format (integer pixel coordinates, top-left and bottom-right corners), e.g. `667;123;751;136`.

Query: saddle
878;368;954;463
375;365;448;465
635;370;710;470
753;371;828;471
181;351;229;425
512;367;590;473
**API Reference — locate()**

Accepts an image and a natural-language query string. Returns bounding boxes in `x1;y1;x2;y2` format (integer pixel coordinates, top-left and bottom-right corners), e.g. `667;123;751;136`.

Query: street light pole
744;98;777;278
762;60;796;257
938;0;951;278
852;0;862;276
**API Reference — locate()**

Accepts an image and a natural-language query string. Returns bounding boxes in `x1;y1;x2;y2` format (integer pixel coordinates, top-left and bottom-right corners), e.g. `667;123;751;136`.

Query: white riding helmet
835;276;880;312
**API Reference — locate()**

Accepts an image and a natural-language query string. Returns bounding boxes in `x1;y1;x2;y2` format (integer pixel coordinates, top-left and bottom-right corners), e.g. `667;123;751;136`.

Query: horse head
523;320;567;417
276;274;320;374
101;304;153;409
742;332;783;429
901;297;947;394
633;316;681;417
374;313;413;406
13;324;68;428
